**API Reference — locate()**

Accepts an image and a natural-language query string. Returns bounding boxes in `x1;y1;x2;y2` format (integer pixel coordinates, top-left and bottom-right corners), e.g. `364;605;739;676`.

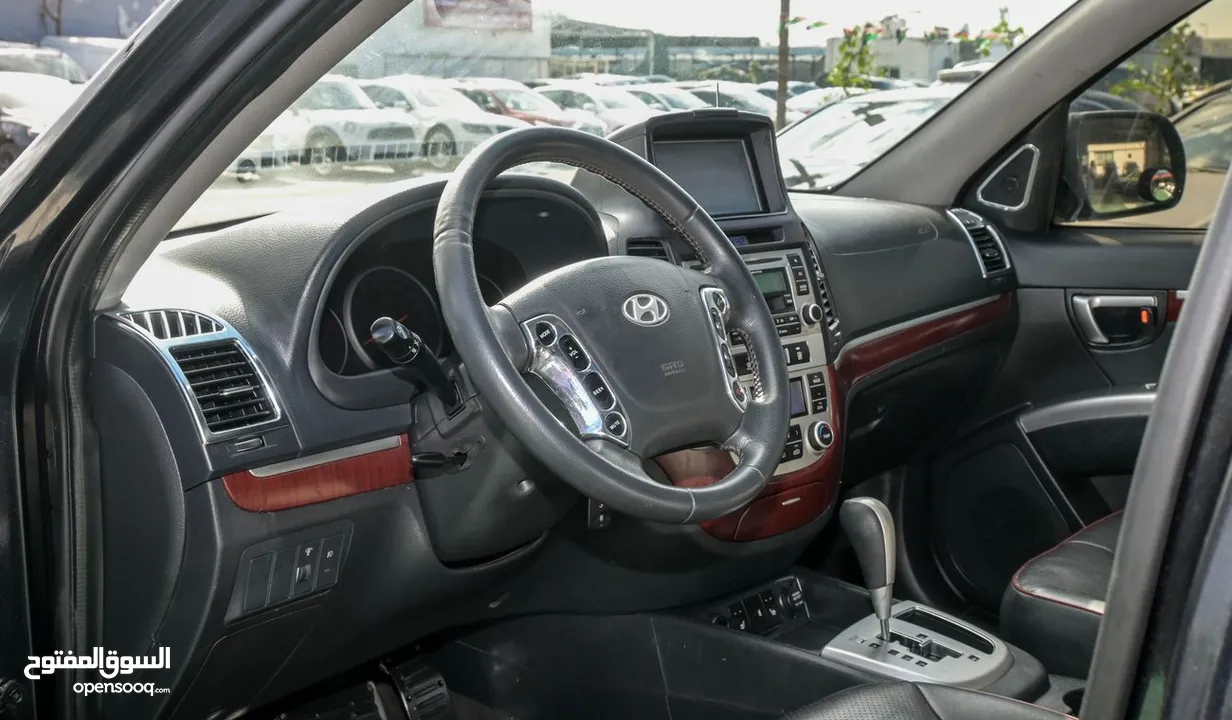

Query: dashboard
93;109;1018;720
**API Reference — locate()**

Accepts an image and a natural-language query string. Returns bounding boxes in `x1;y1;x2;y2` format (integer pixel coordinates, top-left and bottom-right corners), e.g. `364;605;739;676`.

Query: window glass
1056;1;1232;230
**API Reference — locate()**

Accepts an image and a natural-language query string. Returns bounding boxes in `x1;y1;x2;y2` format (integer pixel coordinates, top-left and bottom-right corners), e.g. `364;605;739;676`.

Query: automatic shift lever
839;497;897;641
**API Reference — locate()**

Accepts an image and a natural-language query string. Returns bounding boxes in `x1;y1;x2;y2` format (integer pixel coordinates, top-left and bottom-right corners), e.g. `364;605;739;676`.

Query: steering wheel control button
710;308;725;334
604;412;627;437
808;421;835;452
533;321;557;346
731;381;747;404
721;345;737;377
558;335;589;370
713;292;729;316
584;373;615;410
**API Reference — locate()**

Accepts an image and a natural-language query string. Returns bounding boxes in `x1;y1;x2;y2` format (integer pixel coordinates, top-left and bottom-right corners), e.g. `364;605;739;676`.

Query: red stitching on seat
1008;510;1124;616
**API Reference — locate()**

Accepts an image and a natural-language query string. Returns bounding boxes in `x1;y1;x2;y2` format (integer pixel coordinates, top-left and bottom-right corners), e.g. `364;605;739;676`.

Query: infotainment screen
652;139;764;217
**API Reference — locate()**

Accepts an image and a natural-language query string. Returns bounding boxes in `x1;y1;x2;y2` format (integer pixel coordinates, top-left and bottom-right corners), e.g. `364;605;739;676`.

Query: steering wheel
433;127;789;524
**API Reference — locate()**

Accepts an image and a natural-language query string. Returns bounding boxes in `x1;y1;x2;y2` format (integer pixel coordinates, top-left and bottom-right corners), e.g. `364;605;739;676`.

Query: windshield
778;93;957;188
492;88;559;112
0;1;1086;228
0;51;88;82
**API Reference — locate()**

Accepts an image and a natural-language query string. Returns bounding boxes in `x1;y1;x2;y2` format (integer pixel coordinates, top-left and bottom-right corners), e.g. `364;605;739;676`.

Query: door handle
1072;295;1159;345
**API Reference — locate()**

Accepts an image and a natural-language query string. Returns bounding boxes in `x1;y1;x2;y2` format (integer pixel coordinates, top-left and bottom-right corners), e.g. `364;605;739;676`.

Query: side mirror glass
1063;110;1186;220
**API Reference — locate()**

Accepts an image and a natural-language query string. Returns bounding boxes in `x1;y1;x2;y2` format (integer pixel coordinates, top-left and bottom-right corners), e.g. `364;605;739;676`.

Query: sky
534;0;1083;44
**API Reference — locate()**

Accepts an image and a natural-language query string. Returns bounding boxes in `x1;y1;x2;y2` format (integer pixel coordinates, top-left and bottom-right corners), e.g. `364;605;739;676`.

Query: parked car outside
449;78;607;136
534;81;662;133
786;87;870;113
359;75;529;171
290;74;419;176
624;83;712;112
0;46;89;83
228;109;312;182
677;80;805;126
37;36;127;78
755;80;817;99
0;71;82;172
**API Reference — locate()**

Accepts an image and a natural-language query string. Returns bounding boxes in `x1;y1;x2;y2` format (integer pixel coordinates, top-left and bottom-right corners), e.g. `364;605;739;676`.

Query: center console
587;109;846;543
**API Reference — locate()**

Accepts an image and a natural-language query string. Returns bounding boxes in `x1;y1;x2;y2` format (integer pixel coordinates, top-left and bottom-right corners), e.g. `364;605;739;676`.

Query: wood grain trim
223;434;412;512
1167;290;1185;322
655;366;843;541
836;293;1012;389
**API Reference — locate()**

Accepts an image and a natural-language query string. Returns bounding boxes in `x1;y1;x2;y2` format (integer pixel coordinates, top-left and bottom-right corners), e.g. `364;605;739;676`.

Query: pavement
179;161;578;230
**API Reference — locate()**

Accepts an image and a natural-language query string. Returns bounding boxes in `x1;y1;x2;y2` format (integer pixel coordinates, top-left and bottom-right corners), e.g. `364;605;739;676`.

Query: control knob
807;421;834;453
801;303;824;325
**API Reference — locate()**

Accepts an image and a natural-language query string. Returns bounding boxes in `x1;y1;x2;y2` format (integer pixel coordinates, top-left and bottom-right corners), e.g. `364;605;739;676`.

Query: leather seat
782;682;1072;720
1000;511;1123;678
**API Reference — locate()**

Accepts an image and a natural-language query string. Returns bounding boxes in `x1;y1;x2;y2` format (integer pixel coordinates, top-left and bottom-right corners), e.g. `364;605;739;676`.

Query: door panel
931;236;1195;613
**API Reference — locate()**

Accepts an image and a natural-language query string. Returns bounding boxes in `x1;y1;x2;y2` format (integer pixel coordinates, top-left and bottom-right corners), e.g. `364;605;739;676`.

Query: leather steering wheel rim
433;126;789;524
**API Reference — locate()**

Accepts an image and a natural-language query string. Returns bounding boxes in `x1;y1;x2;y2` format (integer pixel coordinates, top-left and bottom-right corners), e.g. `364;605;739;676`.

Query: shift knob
839;497;897;639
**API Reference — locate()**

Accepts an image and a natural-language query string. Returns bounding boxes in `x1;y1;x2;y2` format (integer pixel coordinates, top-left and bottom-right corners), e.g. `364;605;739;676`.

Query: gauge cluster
317;194;607;377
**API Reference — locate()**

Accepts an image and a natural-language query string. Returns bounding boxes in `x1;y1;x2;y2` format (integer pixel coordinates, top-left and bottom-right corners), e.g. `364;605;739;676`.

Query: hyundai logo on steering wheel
621;293;670;327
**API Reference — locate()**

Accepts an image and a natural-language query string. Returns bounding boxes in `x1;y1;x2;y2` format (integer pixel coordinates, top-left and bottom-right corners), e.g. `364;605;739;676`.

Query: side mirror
1062;110;1185;220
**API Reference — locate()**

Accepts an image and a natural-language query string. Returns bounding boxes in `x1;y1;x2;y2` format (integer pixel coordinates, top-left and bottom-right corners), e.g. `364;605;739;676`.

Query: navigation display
653;139;764;217
753;268;788;297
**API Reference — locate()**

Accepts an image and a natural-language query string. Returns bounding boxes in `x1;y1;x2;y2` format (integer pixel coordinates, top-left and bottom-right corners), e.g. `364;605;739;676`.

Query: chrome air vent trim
111;309;284;443
946;209;1013;279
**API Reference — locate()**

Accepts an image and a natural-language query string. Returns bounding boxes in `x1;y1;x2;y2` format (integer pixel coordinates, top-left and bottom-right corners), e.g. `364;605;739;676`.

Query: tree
777;0;791;128
977;8;1025;57
827;24;879;91
39;0;64;35
1110;23;1200;113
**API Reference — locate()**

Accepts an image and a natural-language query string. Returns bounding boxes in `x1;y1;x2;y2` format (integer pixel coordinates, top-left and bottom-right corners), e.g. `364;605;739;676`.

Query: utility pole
776;0;790;128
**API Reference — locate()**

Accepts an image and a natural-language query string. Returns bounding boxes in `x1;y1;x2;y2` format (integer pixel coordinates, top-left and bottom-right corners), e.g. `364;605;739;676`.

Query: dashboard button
791;267;808;282
604;412;627;437
316;535;344;588
777;322;803;337
807;372;825;388
788;424;803;443
243;554;273;613
780;441;803;463
267;548;295;605
810;383;827;400
785;342;810;365
811;397;828;414
558;335;589;370
533;321;557;346
795;281;810;296
290;540;321;598
807;421;834;452
788;254;803;268
584;373;615;410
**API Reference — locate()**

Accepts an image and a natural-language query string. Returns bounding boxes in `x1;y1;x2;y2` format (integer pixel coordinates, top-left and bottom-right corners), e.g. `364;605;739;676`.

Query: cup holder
1063;688;1085;715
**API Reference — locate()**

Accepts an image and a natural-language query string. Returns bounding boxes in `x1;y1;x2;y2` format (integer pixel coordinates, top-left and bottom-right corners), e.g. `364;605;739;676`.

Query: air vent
121;310;222;340
626;238;672;262
949;209;1011;277
969;226;1008;274
816;274;839;330
170;341;276;434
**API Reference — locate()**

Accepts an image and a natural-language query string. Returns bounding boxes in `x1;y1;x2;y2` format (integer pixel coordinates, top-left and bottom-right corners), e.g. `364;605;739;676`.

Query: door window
1056;0;1232;230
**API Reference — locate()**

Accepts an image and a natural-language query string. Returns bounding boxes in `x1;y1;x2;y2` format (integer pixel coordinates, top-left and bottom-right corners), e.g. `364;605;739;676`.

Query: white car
290;74;419;176
359;75;529;171
786;87;870;114
624;84;712;112
534;82;661;134
677;81;805;127
229;110;312;182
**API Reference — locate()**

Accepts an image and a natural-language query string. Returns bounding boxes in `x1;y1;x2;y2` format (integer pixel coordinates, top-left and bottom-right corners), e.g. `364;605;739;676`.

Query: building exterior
823;36;1009;82
0;0;164;42
336;1;551;81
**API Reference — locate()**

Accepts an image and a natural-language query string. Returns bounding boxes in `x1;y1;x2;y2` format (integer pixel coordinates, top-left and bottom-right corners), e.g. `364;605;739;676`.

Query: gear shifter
370;316;460;409
839;497;897;641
